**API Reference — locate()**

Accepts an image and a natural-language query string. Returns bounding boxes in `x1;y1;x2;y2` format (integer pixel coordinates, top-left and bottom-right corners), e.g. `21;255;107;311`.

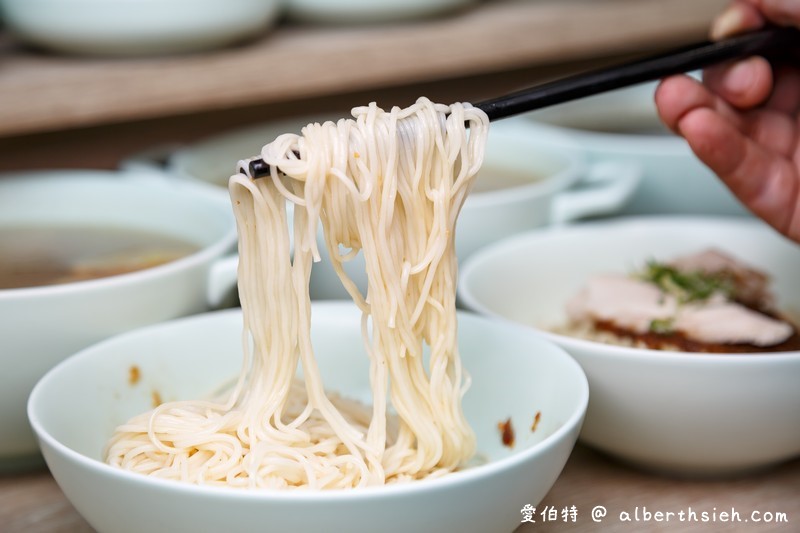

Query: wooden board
0;0;727;137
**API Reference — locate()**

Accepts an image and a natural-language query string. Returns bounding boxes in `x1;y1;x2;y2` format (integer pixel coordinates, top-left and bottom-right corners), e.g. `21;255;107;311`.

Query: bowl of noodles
31;98;587;532
28;303;588;533
459;216;800;477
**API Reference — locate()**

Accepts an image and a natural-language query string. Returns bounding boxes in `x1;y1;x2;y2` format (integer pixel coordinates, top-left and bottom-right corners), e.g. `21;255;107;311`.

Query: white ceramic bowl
124;114;345;189
127;116;640;299
0;170;238;465
0;0;282;56
458;216;800;476
286;0;475;24
28;303;588;533
523;81;749;217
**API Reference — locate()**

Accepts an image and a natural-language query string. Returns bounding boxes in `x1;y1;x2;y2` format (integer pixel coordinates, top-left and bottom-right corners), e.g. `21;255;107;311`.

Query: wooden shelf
0;0;726;139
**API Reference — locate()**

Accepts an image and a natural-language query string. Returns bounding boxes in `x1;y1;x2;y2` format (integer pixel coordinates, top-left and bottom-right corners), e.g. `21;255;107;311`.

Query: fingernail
723;59;756;95
711;5;744;40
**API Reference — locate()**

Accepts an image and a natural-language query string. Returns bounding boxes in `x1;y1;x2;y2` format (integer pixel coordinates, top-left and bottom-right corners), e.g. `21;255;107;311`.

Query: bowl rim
27;303;589;501
168;115;588;207
521;117;689;155
460;120;585;207
534;327;800;363
0;170;237;300
519;78;691;153
458;215;800;361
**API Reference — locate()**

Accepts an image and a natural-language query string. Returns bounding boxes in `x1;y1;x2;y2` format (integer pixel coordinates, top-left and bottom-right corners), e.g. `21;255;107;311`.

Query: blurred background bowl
309;118;640;299
523;80;750;217
28;302;588;533
126;115;641;299
0;170;238;467
125;113;345;188
0;0;282;56
458;216;800;477
286;0;476;24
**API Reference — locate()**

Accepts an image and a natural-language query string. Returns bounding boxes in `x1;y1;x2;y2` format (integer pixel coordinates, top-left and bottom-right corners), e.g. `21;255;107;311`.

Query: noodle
105;97;490;489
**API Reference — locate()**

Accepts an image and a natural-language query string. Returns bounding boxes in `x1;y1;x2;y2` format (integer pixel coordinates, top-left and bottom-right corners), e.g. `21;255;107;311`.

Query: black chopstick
241;26;800;179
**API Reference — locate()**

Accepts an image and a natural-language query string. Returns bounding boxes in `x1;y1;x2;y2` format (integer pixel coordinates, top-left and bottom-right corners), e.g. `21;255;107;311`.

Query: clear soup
0;225;200;290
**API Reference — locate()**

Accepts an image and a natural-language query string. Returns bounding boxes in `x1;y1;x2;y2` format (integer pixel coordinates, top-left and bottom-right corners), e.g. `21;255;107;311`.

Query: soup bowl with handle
458;216;800;477
28;302;588;533
125;115;641;299
0;170;239;467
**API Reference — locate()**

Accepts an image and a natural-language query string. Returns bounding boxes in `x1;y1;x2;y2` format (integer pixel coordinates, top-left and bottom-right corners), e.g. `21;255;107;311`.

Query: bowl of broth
130;115;641;299
523;80;749;217
0;226;199;290
0;170;238;466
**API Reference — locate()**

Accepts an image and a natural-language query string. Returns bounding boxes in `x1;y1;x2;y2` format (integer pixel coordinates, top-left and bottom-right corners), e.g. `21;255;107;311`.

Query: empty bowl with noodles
28;303;588;533
458;216;800;477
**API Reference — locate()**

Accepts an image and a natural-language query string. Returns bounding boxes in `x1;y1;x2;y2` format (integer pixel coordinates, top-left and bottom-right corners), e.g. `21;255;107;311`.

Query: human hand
655;0;800;242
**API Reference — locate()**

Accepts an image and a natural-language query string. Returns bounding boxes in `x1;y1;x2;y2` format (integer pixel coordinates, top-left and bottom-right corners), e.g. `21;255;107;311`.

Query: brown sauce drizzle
594;318;800;353
531;411;541;432
498;418;515;448
128;365;141;385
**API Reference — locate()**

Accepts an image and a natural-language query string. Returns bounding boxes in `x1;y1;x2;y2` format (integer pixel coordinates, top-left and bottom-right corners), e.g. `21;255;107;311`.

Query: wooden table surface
2;444;797;532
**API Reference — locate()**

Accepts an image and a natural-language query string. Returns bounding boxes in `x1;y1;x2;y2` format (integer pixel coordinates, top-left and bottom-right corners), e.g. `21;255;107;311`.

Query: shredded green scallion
649;317;674;334
638;261;735;304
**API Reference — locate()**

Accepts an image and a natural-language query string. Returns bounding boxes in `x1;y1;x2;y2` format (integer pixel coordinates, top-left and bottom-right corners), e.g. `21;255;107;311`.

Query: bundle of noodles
105;98;490;489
